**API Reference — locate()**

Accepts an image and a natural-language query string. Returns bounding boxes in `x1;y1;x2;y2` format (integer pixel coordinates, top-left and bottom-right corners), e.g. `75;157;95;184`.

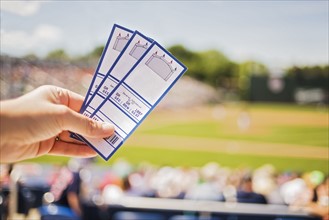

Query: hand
0;85;115;163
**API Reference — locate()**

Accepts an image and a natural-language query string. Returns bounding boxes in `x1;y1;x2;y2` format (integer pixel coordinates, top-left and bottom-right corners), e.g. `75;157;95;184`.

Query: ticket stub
76;42;187;160
81;24;133;108
82;31;153;117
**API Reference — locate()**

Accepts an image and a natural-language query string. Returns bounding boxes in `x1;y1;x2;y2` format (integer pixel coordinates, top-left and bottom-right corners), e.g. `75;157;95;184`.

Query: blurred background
0;1;328;220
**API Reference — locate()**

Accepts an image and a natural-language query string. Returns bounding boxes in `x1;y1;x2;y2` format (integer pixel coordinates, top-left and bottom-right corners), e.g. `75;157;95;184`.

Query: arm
67;192;82;216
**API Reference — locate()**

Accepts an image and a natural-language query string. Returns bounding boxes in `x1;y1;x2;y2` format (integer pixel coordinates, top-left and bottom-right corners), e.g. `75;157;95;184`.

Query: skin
305;178;329;220
0;85;115;163
67;192;82;216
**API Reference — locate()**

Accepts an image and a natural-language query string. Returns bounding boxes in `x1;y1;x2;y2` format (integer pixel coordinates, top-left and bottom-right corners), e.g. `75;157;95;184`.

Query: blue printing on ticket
71;31;152;141
81;24;133;109
76;41;187;160
82;31;136;110
83;30;153;111
71;24;134;140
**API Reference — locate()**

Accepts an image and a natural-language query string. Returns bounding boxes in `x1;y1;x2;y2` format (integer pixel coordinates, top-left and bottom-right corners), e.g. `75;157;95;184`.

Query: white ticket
82;31;152;117
81;24;133;108
76;42;187;160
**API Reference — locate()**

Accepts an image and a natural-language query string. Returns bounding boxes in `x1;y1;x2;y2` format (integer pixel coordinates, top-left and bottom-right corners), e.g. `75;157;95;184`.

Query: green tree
168;45;237;88
285;65;329;89
198;50;237;87
74;45;105;67
88;46;105;59
168;45;204;80
23;53;38;61
46;49;70;61
286;65;329;78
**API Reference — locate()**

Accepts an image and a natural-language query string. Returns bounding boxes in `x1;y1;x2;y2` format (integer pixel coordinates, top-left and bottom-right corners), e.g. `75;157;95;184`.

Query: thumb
59;108;115;138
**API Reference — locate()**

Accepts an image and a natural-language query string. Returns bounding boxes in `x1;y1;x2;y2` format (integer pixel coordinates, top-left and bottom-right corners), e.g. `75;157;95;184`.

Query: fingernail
101;122;115;131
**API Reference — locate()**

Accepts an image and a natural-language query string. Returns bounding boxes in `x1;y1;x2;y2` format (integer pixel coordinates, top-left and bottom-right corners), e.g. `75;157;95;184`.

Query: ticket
81;24;133;109
82;31;153;117
76;42;187;160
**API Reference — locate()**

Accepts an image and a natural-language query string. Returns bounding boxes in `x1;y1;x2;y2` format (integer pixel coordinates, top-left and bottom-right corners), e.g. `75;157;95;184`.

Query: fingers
58;131;86;144
59;108;115;138
51;86;85;112
48;86;115;139
49;141;97;158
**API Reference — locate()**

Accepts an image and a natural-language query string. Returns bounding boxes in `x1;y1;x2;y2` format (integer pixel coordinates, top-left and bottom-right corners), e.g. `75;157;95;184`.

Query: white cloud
1;25;62;56
1;1;43;16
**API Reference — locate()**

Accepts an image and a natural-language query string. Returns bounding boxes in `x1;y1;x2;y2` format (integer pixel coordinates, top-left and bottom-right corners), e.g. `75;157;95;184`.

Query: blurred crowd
1;159;328;219
0;56;219;109
0;56;92;100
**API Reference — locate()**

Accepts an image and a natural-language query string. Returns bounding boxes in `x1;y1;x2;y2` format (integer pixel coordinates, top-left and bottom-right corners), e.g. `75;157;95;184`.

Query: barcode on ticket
105;133;122;148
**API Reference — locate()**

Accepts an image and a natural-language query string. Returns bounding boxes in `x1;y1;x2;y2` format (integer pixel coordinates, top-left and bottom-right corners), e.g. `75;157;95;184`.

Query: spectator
236;175;267;204
306;176;329;220
50;163;82;217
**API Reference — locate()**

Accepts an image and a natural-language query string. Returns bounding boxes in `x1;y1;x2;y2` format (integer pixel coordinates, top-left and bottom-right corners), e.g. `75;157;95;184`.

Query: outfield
29;103;329;173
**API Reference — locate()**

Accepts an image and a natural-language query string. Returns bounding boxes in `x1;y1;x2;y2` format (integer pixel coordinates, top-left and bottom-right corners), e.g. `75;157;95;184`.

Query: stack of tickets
71;24;187;160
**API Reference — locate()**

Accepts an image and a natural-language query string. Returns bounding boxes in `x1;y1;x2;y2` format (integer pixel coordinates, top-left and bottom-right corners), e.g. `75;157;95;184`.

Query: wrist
0;100;24;147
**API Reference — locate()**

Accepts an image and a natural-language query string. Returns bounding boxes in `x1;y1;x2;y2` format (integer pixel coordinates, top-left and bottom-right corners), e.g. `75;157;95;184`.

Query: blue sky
1;1;328;70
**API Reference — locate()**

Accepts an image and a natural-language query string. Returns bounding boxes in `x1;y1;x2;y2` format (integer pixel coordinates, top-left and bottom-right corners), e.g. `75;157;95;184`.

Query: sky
0;1;328;71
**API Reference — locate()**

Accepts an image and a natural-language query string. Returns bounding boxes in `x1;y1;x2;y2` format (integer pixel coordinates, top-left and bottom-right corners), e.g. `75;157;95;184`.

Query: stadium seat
17;184;36;216
112;211;166;220
170;215;222;220
38;204;80;220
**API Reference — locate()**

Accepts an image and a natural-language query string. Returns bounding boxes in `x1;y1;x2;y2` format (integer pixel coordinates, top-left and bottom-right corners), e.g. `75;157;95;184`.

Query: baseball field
29;103;328;173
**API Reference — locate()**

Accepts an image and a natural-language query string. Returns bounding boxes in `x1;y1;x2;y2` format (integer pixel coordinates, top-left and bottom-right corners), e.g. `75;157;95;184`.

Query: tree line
22;45;329;99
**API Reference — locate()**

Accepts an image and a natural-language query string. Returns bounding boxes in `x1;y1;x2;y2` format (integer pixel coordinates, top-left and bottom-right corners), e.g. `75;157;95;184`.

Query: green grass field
28;103;329;174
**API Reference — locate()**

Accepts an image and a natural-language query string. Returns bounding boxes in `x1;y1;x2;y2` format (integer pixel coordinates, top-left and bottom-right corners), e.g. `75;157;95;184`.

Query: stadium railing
82;196;322;220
